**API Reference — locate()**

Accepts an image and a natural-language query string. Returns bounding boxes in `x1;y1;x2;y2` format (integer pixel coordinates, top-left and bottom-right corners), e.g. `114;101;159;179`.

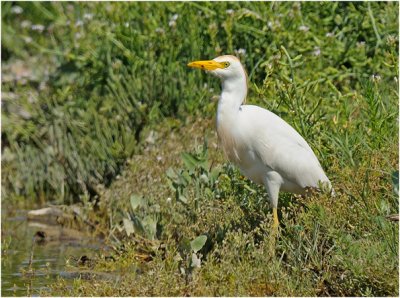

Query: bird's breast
216;108;251;164
216;120;242;164
216;118;268;184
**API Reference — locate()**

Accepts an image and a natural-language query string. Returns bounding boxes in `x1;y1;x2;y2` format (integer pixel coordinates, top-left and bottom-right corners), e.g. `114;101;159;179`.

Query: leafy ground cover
2;1;399;296
46;115;398;296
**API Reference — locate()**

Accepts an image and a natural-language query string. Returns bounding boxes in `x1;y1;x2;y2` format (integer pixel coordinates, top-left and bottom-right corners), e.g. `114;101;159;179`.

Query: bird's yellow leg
268;208;279;255
273;207;279;228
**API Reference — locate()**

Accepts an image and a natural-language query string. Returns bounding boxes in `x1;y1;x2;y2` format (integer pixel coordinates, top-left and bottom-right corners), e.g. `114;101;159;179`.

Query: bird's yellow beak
187;60;224;71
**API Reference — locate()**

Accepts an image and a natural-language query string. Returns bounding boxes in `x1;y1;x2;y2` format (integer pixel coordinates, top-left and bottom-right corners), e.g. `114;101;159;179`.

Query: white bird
188;55;332;228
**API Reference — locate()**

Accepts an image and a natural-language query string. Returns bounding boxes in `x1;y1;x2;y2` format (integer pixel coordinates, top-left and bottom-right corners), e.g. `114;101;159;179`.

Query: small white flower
21;20;31;28
326;32;334;37
171;14;179;21
75;19;83;27
156;156;162;162
124;22;129;28
272;54;281;61
31;24;45;32
208;23;217;30
155;28;165;34
235;48;246;56
23;36;32;43
83;13;93;20
265;63;273;70
226;9;234;15
166;197;172;203
313;46;321;56
11;6;23;14
356;41;366;48
75;32;82;40
386;34;397;46
299;25;309;32
370;74;382;82
39;81;46;91
268;20;281;30
168;14;179;27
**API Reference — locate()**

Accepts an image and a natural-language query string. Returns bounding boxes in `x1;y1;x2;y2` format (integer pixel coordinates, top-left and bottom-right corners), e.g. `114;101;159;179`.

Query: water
1;208;107;296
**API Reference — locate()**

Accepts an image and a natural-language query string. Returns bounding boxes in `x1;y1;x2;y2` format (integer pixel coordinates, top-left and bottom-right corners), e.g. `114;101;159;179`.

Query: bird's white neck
217;75;247;123
216;75;247;163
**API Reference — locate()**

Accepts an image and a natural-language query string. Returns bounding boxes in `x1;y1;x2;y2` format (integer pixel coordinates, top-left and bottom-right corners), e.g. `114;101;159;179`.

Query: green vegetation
2;1;398;296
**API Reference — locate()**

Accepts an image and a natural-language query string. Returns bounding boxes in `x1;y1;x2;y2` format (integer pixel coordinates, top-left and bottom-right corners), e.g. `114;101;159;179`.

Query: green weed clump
2;1;398;203
47;128;398;296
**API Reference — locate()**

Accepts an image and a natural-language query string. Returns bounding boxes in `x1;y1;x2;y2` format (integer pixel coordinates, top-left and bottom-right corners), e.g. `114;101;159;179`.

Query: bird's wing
239;105;329;188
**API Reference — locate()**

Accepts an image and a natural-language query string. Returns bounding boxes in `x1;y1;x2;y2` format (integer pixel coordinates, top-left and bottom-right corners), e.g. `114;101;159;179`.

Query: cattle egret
187;55;332;228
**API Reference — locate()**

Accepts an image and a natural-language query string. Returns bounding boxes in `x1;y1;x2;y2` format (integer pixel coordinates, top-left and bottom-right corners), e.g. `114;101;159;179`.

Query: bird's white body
188;55;332;225
218;104;330;198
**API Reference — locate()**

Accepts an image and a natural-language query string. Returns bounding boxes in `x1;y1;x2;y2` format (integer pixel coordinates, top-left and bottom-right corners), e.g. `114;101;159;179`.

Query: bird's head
187;55;246;81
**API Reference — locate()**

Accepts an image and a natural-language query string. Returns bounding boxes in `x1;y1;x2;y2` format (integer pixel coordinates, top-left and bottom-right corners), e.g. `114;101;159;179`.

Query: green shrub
2;1;398;204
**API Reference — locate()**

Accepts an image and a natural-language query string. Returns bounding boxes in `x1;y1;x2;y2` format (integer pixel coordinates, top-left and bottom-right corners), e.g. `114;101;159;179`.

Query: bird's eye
222;62;230;68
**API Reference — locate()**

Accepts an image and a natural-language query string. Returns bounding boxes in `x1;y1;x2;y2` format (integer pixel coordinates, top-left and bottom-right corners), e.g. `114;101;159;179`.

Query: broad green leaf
123;218;134;236
131;217;145;235
181;171;191;185
181;152;199;172
166;167;177;180
209;167;221;184
130;194;144;211
190;235;207;253
181;152;208;172
178;194;187;204
142;215;158;240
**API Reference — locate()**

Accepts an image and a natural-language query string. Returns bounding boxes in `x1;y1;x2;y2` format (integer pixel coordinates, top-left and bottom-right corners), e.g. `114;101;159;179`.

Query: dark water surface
1;208;106;296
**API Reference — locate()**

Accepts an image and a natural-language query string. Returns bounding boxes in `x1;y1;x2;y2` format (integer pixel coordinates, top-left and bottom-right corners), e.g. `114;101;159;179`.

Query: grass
2;1;399;296
45;116;398;296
